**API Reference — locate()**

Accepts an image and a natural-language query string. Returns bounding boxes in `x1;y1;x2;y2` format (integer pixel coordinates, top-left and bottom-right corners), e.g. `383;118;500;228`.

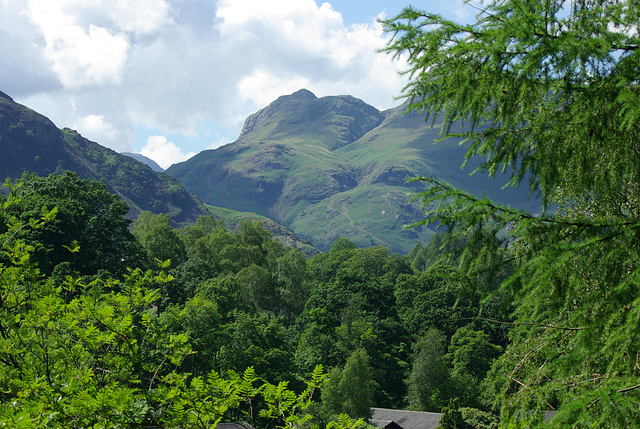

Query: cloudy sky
1;0;473;169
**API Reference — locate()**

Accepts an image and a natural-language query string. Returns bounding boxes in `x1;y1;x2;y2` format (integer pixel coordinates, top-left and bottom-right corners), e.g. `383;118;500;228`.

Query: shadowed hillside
0;90;206;224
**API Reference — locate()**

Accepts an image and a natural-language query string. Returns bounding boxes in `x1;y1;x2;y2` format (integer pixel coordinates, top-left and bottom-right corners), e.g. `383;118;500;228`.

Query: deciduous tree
2;172;143;276
132;210;186;268
321;348;373;421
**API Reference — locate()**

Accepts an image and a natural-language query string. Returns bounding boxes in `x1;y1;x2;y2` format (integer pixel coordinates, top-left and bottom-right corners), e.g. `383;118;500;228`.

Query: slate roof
370;408;442;429
217;422;254;429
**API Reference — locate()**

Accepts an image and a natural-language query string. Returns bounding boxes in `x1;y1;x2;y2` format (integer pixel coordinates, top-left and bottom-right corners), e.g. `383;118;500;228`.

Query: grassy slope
339;106;538;210
167;91;537;253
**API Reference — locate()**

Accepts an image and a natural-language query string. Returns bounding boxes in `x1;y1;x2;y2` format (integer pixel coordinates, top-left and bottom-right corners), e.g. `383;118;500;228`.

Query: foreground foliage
383;0;640;426
0;181;366;429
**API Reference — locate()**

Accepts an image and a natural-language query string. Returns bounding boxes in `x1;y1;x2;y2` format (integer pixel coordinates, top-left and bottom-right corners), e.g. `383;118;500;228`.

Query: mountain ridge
167;89;537;253
0;92;206;224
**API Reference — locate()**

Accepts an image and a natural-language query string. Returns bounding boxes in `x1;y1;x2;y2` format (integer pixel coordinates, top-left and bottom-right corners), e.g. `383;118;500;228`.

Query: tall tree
132;211;186;268
382;1;640;426
321;348;373;421
447;328;502;410
406;329;450;412
2;172;143;276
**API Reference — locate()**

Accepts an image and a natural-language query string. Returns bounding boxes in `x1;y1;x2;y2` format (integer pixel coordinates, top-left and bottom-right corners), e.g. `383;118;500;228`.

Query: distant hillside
0;90;206;224
167;89;538;253
121;152;164;172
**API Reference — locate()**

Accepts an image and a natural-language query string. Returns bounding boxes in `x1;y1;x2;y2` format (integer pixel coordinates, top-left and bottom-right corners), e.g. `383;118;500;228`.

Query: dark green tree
196;274;252;320
218;311;295;384
300;246;411;408
1;172;143;276
447;328;502;410
382;0;640;426
448;329;502;383
395;268;477;339
166;257;218;306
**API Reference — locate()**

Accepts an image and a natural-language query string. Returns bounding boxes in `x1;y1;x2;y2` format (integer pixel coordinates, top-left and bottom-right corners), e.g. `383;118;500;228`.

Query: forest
0;171;504;428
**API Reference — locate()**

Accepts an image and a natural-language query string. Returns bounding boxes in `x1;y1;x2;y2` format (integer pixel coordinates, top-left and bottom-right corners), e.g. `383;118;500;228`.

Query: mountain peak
239;89;318;138
121;152;164;172
286;88;317;100
238;89;383;147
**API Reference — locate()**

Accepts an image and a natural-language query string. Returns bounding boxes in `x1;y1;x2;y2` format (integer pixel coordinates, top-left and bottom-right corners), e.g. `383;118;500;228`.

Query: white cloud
453;1;475;22
9;0;409;157
26;0;130;89
75;113;120;144
238;70;311;109
208;135;233;150
24;0;172;90
0;0;59;96
140;136;196;169
218;0;405;111
109;0;172;34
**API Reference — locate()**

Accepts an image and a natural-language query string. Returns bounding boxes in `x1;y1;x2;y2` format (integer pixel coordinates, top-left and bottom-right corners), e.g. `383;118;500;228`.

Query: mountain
121;152;164;172
166;89;537;253
0;90;206;224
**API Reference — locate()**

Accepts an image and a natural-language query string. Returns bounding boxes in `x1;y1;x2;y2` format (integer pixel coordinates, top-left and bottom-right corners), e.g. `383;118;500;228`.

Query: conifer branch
507;375;557;411
586;384;640;410
452;317;587;331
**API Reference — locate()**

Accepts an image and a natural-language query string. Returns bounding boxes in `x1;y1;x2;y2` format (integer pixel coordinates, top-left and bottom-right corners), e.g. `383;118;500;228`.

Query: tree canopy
0;176;370;429
0;169;516;427
1;171;143;276
382;0;640;426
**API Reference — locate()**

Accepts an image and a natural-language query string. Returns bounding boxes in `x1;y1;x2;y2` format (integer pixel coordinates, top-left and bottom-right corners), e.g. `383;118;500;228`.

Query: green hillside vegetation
0;91;206;224
207;205;318;256
0;172;510;428
167;89;536;253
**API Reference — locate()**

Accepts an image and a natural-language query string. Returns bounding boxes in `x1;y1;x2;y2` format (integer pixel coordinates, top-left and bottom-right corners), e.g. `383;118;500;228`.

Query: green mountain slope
0;90;206;224
167;89;537;253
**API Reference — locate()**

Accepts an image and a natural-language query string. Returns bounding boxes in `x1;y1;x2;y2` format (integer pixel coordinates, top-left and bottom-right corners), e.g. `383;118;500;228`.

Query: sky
1;0;473;169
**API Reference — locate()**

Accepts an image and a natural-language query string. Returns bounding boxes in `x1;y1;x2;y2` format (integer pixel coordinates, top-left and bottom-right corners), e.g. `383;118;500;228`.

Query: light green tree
406;329;450;412
382;0;640;426
132;211;186;268
322;348;374;421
